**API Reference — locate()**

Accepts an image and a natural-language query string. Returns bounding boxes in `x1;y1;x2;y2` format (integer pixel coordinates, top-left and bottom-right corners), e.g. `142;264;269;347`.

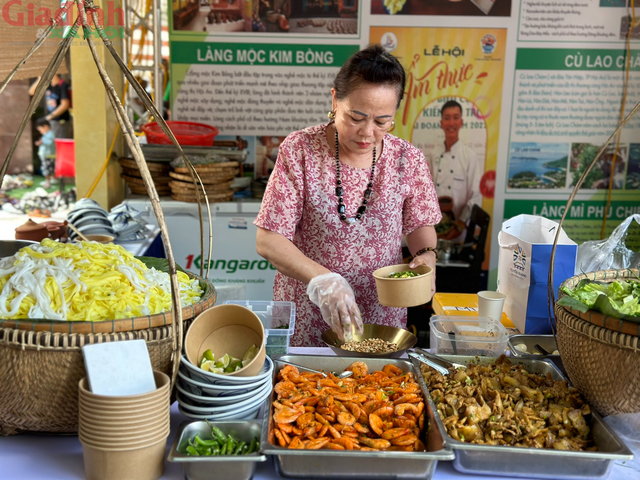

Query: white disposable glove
306;273;363;342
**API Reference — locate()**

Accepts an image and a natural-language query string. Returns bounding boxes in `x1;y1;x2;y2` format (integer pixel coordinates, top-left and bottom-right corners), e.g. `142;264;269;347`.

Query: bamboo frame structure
0;0;216;388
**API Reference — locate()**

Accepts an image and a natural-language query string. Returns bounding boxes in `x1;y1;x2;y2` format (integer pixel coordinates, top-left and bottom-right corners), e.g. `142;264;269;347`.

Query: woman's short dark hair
333;44;406;109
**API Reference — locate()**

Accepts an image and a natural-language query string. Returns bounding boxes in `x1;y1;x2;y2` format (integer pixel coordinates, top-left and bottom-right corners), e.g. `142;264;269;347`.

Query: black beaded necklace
334;129;377;223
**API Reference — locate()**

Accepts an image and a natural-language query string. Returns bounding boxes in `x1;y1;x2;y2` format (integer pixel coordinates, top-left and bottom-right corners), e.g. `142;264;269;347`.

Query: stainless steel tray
168;420;267;480
412;354;634;479
261;354;454;480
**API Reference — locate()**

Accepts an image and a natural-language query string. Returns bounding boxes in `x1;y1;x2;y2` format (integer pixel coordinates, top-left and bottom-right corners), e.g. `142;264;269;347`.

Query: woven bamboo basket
555;268;640;416
0;276;216;436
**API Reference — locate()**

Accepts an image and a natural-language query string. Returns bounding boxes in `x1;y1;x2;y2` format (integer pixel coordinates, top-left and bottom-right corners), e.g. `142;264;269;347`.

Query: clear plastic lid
430;315;509;343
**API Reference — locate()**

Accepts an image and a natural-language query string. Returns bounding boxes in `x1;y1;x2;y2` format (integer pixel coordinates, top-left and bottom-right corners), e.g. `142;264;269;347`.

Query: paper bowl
79;414;169;433
184;304;266;377
79;407;168;425
79;424;171;445
372;264;433;307
180;355;273;386
81;438;166;480
321;323;418;358
78;371;170;403
79;397;169;415
175;377;271;405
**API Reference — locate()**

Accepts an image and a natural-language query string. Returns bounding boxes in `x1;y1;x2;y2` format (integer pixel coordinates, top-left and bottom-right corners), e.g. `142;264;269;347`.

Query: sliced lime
200;360;217;372
210;367;224;374
203;349;215;361
242;344;258;362
224;360;243;373
219;353;232;369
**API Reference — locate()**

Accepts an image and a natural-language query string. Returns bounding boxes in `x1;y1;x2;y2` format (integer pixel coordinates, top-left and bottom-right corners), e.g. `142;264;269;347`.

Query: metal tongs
408;348;466;376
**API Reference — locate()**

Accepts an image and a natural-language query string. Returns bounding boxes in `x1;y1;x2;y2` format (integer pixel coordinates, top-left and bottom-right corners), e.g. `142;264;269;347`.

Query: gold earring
328;110;336;120
389;120;396;132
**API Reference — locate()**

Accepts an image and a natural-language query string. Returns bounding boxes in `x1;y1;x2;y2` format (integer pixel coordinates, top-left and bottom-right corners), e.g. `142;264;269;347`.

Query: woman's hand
409;251;437;296
306;273;363;342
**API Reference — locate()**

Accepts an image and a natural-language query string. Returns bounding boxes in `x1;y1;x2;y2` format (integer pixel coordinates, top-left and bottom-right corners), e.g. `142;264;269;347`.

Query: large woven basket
555;268;640;416
0;276;215;436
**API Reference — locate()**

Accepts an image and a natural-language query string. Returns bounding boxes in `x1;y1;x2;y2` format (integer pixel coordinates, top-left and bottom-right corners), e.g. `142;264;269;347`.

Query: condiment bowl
177;368;270;396
176;382;272;414
177;400;263;421
175;377;271;405
180;354;273;386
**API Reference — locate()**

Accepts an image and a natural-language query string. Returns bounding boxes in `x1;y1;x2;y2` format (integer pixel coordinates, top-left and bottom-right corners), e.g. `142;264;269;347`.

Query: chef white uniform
427;140;483;224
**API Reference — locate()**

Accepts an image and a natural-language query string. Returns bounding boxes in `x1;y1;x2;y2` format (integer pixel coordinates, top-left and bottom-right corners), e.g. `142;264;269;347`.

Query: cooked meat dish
420;355;596;451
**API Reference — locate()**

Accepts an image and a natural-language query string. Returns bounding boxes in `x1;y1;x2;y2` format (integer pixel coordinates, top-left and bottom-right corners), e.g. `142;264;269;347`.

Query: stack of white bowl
77;371;171;480
67;198;116;241
108;203;149;241
177;355;273;421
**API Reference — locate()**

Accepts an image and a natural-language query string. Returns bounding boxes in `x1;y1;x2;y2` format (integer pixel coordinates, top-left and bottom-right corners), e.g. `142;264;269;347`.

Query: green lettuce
557;278;640;323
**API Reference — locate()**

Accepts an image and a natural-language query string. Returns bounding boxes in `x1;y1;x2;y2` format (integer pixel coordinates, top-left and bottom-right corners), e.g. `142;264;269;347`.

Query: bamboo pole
547;99;640;337
78;1;184;384
86;0;213;279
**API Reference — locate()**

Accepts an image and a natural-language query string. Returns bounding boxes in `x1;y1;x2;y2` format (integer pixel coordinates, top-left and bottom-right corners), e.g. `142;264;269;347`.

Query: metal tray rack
411;355;634;479
261;354;454;480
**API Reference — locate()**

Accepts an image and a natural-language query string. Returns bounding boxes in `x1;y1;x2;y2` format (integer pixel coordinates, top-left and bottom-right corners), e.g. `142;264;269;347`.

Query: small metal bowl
321;324;417;358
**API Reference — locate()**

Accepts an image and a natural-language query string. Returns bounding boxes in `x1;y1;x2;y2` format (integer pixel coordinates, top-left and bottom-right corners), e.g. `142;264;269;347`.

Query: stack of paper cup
78;371;170;480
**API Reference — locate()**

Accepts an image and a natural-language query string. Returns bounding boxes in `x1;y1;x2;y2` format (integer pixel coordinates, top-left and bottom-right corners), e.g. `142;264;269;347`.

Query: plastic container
224;301;295;356
142;121;219;146
429;315;509;356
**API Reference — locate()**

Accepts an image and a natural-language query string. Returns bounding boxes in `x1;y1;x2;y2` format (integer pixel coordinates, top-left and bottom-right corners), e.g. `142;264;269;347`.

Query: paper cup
477;291;507;322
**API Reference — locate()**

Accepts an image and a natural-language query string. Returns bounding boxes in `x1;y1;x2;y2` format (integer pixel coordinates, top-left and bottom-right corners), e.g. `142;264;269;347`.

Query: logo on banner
480;34;497;54
380;32;398;53
512;245;527;271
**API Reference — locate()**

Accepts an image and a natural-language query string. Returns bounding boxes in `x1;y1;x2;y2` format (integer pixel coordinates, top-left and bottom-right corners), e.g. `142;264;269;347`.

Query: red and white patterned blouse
254;123;442;346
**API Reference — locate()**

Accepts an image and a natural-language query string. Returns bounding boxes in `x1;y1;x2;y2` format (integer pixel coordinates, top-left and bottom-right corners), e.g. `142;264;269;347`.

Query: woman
254;45;441;347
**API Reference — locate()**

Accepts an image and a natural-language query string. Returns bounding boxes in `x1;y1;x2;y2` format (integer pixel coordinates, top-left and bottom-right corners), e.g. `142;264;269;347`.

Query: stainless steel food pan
261;354;454;480
508;334;566;375
508;334;560;357
412;355;634;479
168;420;266;480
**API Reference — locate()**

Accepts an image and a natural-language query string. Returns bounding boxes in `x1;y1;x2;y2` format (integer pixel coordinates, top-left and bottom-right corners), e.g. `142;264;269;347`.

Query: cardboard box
432;293;519;333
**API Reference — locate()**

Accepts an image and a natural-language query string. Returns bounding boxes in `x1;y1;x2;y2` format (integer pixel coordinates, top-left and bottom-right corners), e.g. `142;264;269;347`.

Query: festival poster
370;26;507;268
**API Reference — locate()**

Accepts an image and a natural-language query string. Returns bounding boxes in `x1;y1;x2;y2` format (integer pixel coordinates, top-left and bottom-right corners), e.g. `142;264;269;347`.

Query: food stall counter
0;347;637;480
